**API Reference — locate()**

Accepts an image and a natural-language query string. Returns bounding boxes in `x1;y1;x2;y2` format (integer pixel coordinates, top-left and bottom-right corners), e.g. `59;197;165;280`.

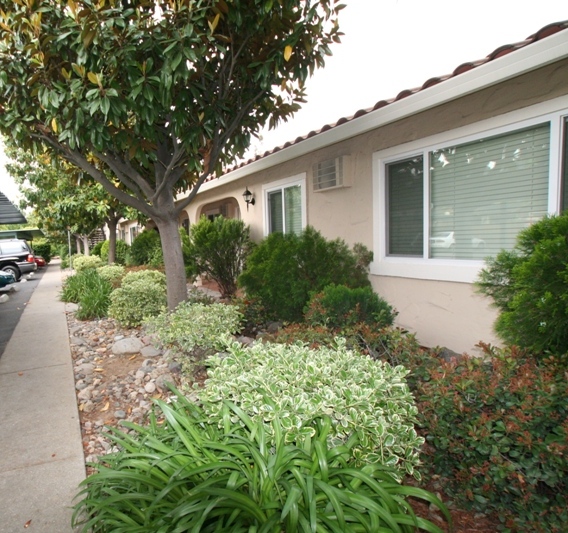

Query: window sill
370;257;485;283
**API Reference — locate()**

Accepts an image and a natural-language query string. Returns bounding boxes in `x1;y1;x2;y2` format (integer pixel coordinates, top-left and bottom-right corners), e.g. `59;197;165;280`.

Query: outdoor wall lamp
242;187;255;211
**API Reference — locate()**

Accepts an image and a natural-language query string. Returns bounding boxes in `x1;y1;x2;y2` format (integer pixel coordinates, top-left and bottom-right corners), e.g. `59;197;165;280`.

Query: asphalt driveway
0;266;45;358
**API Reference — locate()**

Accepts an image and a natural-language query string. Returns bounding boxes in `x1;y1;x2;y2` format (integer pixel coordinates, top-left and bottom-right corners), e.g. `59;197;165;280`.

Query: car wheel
2;265;20;281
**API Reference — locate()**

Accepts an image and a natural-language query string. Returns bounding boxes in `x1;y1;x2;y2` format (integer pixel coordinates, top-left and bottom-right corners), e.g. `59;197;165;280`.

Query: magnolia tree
5;145;139;261
0;0;343;309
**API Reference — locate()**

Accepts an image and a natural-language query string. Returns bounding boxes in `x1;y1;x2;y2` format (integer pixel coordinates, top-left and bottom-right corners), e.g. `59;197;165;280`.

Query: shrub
90;240;104;257
185;215;253;297
129;229;161;266
32;239;52;263
96;264;125;287
100;239;130;265
238;226;372;322
121;268;166;288
416;344;568;532
477;213;568;357
108;271;167;327
60;269;112;319
71;254;104;272
73;393;450;533
144;301;242;375
201;338;424;478
305;284;396;329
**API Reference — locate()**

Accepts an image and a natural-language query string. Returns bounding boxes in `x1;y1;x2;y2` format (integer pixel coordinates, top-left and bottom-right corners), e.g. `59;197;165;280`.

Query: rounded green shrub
305;284;396;329
201;338;424;478
477;213;568;357
129;229;162;266
185;215;253;297
72;254;104;272
90;241;104;257
100;239;130;265
108;275;167;327
238;226;372;322
121;268;166;287
96;264;125;287
32;239;52;263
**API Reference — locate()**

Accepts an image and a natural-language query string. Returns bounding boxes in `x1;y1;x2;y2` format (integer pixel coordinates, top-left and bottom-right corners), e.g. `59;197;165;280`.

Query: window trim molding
262;173;307;236
372;97;568;283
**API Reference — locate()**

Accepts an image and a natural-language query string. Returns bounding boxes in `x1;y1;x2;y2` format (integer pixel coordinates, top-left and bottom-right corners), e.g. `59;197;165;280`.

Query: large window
386;123;550;261
264;175;305;235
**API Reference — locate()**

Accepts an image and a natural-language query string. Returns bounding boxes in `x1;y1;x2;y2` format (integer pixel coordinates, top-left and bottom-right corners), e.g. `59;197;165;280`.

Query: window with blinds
430;123;550;259
386;122;551;260
268;184;302;235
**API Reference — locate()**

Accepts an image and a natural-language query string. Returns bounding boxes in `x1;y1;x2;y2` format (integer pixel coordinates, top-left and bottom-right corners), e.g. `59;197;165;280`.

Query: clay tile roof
218;20;568;177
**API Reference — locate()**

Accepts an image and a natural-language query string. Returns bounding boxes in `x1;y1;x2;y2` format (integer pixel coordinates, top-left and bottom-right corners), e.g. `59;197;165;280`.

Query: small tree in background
477;213;568;358
185;216;253;298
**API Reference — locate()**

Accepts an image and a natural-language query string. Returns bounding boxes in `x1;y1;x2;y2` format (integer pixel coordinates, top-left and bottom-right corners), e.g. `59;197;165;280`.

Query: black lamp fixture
242;187;255;211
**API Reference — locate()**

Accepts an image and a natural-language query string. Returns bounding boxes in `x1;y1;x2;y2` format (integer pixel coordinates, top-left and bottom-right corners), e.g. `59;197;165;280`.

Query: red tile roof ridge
219;20;568;176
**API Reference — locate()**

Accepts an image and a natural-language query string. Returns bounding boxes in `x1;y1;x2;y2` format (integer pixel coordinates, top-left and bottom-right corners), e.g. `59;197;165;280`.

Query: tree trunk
82;236;90;256
75;236;82;254
156;217;187;310
107;217;117;264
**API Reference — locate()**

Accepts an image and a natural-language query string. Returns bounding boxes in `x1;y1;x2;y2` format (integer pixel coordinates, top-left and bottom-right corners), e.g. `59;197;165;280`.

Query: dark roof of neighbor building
227;20;568;173
0;191;26;225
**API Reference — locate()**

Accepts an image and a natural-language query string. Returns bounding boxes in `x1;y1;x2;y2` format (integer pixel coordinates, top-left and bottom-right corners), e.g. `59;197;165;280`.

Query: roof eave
200;28;568;192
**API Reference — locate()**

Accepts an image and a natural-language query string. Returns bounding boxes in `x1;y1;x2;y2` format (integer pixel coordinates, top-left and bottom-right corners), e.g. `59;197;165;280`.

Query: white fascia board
199;30;568;194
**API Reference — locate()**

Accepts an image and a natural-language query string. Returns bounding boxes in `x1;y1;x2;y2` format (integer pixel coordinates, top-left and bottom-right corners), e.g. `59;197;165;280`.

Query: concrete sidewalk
0;260;85;532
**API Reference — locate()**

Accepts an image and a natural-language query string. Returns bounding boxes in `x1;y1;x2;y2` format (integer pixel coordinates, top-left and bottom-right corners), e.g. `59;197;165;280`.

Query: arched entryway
197;197;241;221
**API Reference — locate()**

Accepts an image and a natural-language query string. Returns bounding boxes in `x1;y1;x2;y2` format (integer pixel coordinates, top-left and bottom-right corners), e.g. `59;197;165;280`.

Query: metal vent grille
313;157;344;191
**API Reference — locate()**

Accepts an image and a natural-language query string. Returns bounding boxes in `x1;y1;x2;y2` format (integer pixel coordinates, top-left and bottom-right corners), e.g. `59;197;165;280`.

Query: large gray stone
112;337;144;355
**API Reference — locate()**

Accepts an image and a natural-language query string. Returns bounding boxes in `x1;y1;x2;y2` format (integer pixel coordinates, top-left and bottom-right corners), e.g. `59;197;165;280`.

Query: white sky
1;0;566;203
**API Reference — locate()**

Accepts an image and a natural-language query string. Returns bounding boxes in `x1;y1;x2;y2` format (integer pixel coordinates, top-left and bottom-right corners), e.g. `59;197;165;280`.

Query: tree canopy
0;0;344;308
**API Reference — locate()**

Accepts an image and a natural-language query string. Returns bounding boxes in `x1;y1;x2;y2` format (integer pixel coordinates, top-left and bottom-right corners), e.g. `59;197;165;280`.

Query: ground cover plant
238;226;373;322
60;268;112;320
72;392;450;533
477;212;568;358
200;338;424;479
415;344;568;532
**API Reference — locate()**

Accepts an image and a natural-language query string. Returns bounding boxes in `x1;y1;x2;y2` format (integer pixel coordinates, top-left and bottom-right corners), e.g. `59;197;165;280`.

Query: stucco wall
372;276;500;354
185;60;568;353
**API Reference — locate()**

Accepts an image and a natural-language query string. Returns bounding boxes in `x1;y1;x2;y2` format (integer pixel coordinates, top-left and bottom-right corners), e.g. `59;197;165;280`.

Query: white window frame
372;96;568;283
262;173;307;236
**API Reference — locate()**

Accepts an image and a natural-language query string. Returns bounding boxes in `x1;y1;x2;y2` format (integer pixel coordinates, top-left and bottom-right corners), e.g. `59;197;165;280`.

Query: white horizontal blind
430;123;550;259
387;157;424;256
284;185;302;234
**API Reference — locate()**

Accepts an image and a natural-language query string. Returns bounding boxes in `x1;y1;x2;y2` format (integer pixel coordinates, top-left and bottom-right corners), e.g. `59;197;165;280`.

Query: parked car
0;239;37;281
0;269;16;288
34;255;46;268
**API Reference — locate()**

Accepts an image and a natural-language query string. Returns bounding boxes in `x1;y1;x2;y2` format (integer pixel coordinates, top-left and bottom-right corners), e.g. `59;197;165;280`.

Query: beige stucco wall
183;60;568;353
372;276;500;354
